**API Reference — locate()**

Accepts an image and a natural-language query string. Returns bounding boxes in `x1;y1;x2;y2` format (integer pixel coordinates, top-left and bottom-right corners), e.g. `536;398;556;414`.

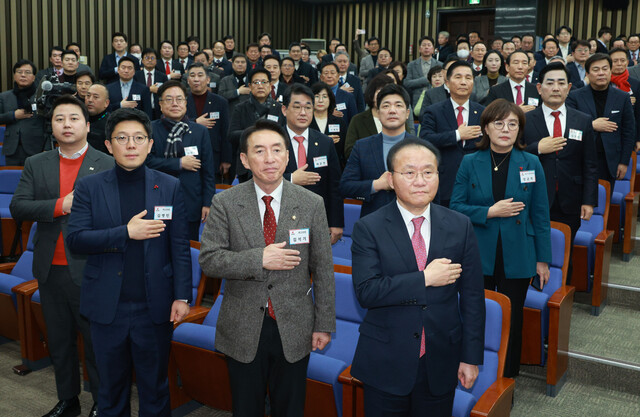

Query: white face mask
131;53;142;61
457;49;470;59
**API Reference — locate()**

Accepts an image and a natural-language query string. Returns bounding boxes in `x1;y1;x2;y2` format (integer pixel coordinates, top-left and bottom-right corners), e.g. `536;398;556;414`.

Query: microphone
41;80;53;92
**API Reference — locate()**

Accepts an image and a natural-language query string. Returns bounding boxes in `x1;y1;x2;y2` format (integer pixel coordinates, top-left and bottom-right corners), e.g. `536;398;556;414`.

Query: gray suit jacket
359;55;375;80
0;89;47;157
404;57;443;106
629;64;640;81
9;146;114;285
199;179;336;363
472;75;508;103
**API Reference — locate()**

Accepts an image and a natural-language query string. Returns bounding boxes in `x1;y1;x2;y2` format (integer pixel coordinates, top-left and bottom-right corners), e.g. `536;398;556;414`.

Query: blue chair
332;203;362;260
340;290;515;417
521;222;574;396
571;180;614;316
0;125;5;142
610;153;638;261
0;145;5;166
0;168;23;218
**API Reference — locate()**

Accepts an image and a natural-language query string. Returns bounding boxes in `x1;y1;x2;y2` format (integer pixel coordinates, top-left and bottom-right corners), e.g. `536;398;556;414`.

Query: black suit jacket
99;52;139;84
133;69;168;119
596;40;609;55
310;114;348;167
295;61;318;86
156;59;186;75
566;62;586;90
482;80;540;107
437;44;454;63
523;106;598;214
283;129;344;228
105;80;153;119
211;58;233;77
186;91;232;172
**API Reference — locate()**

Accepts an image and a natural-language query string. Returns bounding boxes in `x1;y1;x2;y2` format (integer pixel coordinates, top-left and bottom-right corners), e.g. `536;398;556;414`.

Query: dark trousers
362;355;455;417
550;196;581;284
90;301;173;417
4;142;29;166
597;151;615;194
187;221;200;242
484;236;531;378
226;315;310;417
39;265;99;402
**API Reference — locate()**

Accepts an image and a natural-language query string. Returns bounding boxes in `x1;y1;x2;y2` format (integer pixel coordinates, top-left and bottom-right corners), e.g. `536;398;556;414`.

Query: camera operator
57;50;80;84
0;59;46;165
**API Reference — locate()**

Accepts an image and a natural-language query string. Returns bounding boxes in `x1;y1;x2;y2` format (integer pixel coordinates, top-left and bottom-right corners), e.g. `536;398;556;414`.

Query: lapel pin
292;215;296;220
473;110;477;114
89;167;94;170
314;142;318;146
154;185;159;190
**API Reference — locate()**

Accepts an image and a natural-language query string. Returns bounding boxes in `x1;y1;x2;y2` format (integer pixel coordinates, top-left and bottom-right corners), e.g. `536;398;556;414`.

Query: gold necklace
491;150;511;171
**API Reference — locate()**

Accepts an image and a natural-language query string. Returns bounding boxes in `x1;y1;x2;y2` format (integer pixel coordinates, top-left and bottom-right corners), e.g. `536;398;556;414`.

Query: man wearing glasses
133;48;168;120
67;107;191;416
567;40;591;89
146;80;215;241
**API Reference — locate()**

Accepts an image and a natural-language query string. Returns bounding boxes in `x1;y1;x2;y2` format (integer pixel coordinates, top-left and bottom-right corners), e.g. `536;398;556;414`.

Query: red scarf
611;69;631;92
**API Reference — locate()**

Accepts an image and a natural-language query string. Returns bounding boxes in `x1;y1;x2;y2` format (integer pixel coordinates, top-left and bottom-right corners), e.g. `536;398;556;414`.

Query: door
439;10;495;43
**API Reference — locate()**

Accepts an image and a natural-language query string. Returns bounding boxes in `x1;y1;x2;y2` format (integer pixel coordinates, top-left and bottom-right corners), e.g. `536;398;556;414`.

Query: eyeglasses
160;96;186;103
251;80;270;85
289;104;313;113
393;170;438;181
111;135;149;145
574;48;590;53
491;120;519;131
15;70;33;75
143;56;157;61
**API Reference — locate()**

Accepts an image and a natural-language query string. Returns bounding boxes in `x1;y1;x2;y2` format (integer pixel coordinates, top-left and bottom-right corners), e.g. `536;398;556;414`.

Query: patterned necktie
146;72;152;87
411;217;427;358
294;136;307;168
339;76;345;86
551;110;562;191
515;85;523;105
456;106;464;127
165;61;170;75
262;196;277;320
271;85;276;100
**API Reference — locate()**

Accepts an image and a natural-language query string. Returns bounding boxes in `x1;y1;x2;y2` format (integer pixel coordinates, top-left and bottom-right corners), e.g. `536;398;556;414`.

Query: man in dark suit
66;108;191;417
106;57;153;119
628;34;640;66
218;55;251;113
185;62;232;183
335;51;366;112
320;63;358;125
340;84;420;218
10;95;114;417
567;40;590;89
176;41;194;73
566;53;636;189
420;61;484;207
320;37;342;65
280;84;344;244
609;47;640;144
534;38;561;73
134;48;168;120
483;50;540;112
523;62;598;275
199;119;336;416
156;40;185;80
596;27;612;54
35;46;64;84
223;35;240;60
146;81;215;241
99;32;138;85
288;42;317;86
0;59;46;165
436;31;454;63
350;138;485;417
210;40;233;77
262;55;288;102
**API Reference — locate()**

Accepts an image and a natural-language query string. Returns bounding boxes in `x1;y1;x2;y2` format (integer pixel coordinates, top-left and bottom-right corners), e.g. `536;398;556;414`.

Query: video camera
35;73;76;116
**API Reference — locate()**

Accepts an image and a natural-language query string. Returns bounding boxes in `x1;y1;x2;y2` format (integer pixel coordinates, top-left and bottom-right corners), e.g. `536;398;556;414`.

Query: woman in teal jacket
450;99;551;378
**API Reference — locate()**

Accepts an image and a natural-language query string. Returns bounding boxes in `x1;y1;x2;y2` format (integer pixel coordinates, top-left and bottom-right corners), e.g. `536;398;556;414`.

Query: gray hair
335;50;350;59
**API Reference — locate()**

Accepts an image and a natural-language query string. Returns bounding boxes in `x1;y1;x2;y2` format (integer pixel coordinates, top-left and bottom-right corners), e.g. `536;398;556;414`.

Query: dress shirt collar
450;98;469;112
58;142;88;160
396;201;431;235
286;126;309;142
541;103;566;119
121;79;133;88
509;78;526;89
254;179;284;206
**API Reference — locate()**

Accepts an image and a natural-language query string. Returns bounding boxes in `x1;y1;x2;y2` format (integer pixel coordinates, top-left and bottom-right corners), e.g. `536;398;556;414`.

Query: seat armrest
594;229;614;246
548;285;575;309
172;305;210;329
338;365;363;387
471;377;515;417
11;279;38;296
0;262;17;274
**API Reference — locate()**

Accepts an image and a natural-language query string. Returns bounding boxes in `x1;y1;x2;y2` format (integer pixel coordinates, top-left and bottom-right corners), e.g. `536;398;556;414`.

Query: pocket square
611;110;620;113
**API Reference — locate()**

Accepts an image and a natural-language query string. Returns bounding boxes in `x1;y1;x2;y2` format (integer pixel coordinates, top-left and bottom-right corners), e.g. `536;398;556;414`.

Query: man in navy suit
147;80;215;241
335;51;365;112
185;62;232;182
156;40;185;80
289;42;318;86
210;40;233;77
99;32;138;85
420;61;484;207
534;39;560;73
134;48;168;120
320;63;359;125
566;53;636;189
567;40;590;89
176;42;194;73
340;84;421;218
483;50;540;112
281;84;344;244
350;138;484;417
67;108;191;417
106;56;153;119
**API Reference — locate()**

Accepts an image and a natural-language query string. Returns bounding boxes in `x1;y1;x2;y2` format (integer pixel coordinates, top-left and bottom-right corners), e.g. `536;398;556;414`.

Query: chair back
10;223;37;280
0;145;5;166
203;280;225;327
0;169;22;195
343;203;362;237
189;240;207;306
580;182;609;233
545;222;571;296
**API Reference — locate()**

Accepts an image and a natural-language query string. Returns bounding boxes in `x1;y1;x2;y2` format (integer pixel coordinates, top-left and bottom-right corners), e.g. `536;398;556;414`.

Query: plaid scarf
161;117;189;158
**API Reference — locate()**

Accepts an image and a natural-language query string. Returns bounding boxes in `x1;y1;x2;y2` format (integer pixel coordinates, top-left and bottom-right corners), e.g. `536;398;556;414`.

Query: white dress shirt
58;143;88;160
255;179;284;226
451;98;470;142
509;79;527;103
396;201;432;260
287;126;309;166
541;103;567;137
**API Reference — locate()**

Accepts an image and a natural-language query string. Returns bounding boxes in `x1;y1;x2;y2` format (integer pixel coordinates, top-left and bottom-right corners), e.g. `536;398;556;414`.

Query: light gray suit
199;179;336;363
404;57;443;106
0;89;47;162
629;64;640;81
359;55;375;81
472;74;508;103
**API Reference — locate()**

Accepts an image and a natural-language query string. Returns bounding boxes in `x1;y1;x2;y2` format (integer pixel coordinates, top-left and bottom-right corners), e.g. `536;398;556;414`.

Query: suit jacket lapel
75;147;99;185
531;107;551;138
237;181;267;247
384;204;419;270
372;134;386;174
102;168;122;226
43;151;61;198
426;205;448;261
444;101;458;131
603;87;615;117
275;181;301;244
307;130;320;161
472;150;492;199
505;150;525;197
585;86;598;117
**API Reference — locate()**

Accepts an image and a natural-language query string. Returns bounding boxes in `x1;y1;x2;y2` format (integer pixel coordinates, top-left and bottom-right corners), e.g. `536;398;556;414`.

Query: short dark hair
105;108;152;141
262;55;280;66
543;38;560;49
61;50;78;62
289;42;301;51
223;35;234;41
13;59;37;75
248;68;271;83
472;41;488;51
311;82;336;114
598;26;612;38
231;54;247;63
376;83;410;109
446;60;473;79
378;69;401;84
186;35;200;45
321;62;339;73
378;48;393;58
282;56;295;66
160;39;173;49
538;61;570;84
50;94;89;122
239;119;287;154
246;43;260;51
556;25;572;35
585;53;612;72
389;61;407;80
65;42;81;51
117;56;137;68
628;34;640;42
142;48;157;58
367;36;380;44
177;41;189;50
511;35;522;42
187;62;208;74
76;70;96;83
522;34;535;41
609;47;630;58
157;80;187;98
445;55;462;66
469;31;480;37
572;39;591;50
112;32;128;42
194;51;209;61
506;50;529;65
456;40;470;49
364;74;395;108
418;35;435;46
477;99;526;150
427;66;444;84
283;83;314;106
259;44;272;52
49;46;64;57
259;32;273;43
330;37;342;43
387;138;441;172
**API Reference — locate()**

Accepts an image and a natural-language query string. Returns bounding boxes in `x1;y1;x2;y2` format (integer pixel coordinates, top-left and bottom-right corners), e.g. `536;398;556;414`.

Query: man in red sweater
10;95;114;417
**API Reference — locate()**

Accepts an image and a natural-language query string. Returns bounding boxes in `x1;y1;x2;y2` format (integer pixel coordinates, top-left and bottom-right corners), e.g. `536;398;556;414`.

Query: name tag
210;112;220;120
184;146;199;156
277;95;283;102
209;82;217;88
289;228;310;245
349;71;355;76
527;97;539;106
520;170;536;183
343;82;351;88
336;102;347;111
267;114;279;122
568;129;583;141
313;155;328;168
132;94;141;101
156;82;163;87
328;124;340;133
154;206;173;220
611;110;620;114
31;103;38;112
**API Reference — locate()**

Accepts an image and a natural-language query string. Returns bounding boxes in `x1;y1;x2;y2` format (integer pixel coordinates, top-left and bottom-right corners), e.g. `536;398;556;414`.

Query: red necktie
515;85;523;105
526;74;531;82
271;85;276;100
456;106;464;127
262;196;277;320
180;59;185;67
551;110;562;191
411;217;427;358
165;61;171;75
294;136;307;167
475;66;481;71
146;72;152;87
